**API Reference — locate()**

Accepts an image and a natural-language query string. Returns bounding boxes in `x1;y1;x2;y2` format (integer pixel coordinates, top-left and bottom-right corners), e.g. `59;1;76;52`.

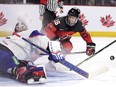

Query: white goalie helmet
14;22;28;33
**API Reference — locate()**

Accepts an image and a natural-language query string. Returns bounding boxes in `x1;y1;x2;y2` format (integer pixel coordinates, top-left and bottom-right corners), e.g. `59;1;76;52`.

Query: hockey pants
0;44;17;76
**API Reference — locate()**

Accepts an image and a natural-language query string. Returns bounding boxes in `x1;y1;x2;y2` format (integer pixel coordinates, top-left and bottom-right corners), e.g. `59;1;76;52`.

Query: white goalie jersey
0;30;50;61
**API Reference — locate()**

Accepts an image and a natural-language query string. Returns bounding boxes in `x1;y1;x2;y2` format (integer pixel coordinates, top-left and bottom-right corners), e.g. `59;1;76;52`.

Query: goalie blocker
48;41;65;63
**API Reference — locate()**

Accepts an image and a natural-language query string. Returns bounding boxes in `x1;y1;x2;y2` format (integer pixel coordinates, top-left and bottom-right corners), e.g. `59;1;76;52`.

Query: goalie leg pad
8;65;47;84
45;61;56;71
26;65;47;84
48;41;65;63
48;41;61;53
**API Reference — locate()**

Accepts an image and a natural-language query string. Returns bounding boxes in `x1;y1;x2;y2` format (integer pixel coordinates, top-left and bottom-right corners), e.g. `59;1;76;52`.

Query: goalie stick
13;32;89;78
76;40;116;66
67;51;86;54
39;51;86;55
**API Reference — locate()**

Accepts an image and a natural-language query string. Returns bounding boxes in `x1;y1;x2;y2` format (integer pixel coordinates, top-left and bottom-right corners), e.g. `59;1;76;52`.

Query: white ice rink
0;37;116;87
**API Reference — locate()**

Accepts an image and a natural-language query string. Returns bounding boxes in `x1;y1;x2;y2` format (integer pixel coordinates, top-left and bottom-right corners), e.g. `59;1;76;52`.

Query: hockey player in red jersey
44;7;96;56
0;29;65;84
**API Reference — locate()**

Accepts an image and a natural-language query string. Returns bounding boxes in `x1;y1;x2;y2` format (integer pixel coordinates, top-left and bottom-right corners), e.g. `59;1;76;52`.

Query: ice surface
0;37;116;87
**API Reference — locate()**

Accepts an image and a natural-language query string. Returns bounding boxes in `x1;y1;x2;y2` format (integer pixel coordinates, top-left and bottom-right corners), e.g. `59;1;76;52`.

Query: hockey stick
76;40;116;66
13;33;89;78
39;51;86;55
68;51;86;54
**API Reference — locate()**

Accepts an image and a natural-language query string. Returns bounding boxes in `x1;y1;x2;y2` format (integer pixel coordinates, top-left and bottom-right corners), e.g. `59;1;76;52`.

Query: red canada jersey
45;16;93;43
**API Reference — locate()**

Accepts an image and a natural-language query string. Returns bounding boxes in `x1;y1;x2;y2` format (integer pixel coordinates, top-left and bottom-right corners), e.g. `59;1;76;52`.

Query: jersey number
54;19;60;25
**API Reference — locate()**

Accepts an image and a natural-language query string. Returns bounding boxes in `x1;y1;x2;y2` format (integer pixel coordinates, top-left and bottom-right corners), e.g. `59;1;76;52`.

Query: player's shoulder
77;20;83;24
73;20;85;32
75;20;83;27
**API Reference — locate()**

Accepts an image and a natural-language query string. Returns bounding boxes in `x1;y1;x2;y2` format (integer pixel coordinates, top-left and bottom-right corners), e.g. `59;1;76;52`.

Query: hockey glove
86;43;96;56
48;52;65;63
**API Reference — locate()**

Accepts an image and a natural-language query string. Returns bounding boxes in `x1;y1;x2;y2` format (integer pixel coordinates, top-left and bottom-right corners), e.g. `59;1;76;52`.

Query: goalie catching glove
86;43;96;56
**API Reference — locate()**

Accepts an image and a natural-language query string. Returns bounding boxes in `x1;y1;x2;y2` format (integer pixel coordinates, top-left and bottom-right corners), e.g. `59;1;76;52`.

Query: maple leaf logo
79;14;88;26
100;15;115;28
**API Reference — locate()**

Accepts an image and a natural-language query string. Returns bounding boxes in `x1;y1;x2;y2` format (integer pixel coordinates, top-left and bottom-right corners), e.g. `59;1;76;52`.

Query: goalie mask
65;7;80;26
14;22;28;33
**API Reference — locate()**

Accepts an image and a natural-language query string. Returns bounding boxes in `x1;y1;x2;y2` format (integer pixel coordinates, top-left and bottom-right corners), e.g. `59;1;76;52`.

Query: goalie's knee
61;41;73;53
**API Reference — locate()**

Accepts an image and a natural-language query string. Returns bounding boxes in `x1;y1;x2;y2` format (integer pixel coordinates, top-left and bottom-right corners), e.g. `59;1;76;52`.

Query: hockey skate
8;65;47;84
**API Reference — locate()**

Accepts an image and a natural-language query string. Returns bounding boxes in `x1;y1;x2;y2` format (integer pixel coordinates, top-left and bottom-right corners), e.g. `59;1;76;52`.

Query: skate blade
27;78;47;84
